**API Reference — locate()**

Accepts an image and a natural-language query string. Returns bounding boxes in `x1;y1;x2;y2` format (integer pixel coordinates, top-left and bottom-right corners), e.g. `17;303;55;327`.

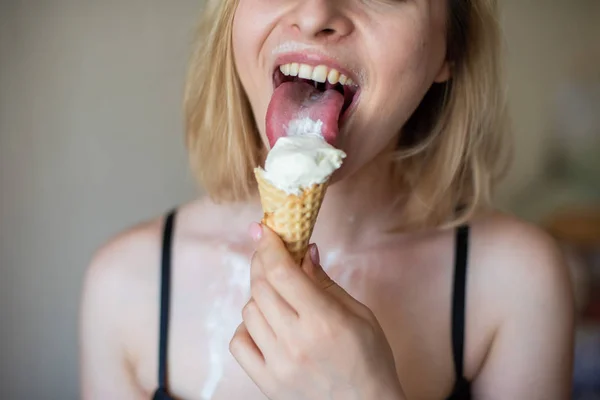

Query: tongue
266;81;345;147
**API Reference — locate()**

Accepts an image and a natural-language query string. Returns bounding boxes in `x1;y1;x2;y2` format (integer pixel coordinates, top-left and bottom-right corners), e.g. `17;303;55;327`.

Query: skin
234;0;450;178
231;225;405;400
80;0;575;399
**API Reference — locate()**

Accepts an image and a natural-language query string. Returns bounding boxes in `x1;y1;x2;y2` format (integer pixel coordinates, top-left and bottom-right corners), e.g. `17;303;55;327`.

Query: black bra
153;209;471;400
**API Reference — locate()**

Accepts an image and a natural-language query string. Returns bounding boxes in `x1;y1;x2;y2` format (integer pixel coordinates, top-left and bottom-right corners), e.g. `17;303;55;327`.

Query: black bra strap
157;209;177;392
451;225;469;381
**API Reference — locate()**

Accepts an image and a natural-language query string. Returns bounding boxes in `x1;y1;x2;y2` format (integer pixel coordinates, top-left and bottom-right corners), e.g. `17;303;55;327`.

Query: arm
80;244;147;400
472;223;575;400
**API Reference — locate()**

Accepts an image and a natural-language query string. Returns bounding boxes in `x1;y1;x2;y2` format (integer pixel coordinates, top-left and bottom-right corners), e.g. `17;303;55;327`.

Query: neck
310;149;404;250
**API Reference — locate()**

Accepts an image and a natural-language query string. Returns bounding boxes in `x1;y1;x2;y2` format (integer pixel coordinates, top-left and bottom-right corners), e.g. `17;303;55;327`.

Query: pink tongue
266;81;345;147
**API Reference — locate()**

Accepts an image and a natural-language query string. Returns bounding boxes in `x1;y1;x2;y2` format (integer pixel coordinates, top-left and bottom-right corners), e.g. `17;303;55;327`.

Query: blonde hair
184;0;511;230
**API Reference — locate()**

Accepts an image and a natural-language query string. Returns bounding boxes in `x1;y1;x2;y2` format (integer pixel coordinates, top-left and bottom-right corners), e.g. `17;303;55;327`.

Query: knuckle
242;300;257;321
349;319;378;349
359;304;377;322
357;320;377;341
250;278;264;298
229;332;243;355
250;252;263;277
266;262;292;282
288;342;310;364
312;317;337;341
316;312;351;340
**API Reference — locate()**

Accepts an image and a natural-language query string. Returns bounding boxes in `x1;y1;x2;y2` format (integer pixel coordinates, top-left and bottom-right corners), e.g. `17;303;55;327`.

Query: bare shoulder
458;212;575;393
80;213;166;361
80;213;167;398
82;215;163;301
81;197;260;311
80;198;259;395
466;212;575;317
469;212;574;300
470;214;574;362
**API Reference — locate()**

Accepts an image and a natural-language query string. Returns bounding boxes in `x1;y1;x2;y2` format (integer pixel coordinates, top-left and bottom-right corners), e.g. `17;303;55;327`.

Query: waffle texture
254;167;328;264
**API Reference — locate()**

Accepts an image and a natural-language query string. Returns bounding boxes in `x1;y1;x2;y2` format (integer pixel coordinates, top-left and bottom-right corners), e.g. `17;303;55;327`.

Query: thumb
301;245;353;303
302;245;375;320
301;244;335;290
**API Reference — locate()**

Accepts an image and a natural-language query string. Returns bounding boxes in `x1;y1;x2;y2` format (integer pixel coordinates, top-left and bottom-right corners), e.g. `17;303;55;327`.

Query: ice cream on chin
254;118;346;264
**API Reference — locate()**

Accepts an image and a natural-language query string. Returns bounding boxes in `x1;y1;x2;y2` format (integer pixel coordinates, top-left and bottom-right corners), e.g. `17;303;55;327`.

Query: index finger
256;226;340;316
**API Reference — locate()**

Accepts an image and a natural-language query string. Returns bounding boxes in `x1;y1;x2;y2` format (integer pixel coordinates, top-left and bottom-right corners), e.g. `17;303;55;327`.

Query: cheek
232;3;261;92
232;1;277;136
339;24;443;166
378;30;432;103
364;21;443;133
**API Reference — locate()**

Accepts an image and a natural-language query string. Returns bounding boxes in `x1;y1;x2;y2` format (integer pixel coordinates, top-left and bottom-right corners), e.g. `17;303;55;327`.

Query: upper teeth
279;63;355;86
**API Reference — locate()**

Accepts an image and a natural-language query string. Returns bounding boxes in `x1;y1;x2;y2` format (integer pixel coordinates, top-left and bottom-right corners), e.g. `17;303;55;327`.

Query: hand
229;224;405;400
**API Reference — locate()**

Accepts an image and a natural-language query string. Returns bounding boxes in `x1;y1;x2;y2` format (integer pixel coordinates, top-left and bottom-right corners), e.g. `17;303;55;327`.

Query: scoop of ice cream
261;135;346;195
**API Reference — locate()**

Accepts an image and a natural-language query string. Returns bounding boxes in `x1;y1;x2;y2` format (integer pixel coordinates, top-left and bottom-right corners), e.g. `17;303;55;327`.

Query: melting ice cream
259;120;346;195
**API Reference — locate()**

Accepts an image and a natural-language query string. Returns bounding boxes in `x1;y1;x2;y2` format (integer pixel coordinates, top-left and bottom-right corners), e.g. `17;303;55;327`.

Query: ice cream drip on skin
320;248;368;300
201;247;251;399
261;118;346;195
322;248;342;271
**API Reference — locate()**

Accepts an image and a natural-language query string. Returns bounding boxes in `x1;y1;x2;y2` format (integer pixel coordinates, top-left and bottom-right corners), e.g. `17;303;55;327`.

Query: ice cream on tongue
266;81;345;147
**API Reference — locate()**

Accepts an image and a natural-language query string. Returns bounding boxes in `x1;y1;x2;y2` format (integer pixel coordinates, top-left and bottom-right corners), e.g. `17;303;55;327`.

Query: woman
80;0;575;399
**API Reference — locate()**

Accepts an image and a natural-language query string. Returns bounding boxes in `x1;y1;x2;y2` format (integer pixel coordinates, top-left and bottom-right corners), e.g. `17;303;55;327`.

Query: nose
286;0;354;42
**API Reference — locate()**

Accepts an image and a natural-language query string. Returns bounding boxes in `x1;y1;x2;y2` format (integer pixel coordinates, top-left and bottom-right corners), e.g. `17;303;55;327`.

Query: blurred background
0;0;598;398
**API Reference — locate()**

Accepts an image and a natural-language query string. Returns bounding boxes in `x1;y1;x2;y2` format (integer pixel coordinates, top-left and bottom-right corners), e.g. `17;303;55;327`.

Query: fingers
250;222;329;288
256;227;337;316
230;323;279;396
251;277;298;337
229;323;268;380
242;300;276;359
250;244;299;336
301;244;335;290
301;244;368;317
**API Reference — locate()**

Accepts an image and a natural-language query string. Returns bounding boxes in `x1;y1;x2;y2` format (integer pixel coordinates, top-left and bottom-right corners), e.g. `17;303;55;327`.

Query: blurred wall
0;1;198;398
0;1;598;399
497;0;600;208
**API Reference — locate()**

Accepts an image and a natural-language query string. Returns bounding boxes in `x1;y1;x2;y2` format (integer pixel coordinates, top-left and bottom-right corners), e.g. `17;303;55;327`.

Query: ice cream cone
254;167;328;264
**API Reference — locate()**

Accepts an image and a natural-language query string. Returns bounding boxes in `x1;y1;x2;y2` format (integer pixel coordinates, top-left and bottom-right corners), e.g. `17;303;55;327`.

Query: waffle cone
254;168;329;264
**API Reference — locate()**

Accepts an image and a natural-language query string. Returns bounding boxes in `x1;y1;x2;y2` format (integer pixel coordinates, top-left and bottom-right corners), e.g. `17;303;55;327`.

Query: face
232;0;450;179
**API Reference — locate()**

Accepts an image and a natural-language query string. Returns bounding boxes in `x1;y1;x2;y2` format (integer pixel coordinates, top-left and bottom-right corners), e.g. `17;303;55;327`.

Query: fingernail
309;243;320;266
249;222;263;242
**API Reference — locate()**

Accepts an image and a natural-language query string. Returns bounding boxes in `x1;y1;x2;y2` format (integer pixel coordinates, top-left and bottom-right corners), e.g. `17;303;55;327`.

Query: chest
133;247;460;400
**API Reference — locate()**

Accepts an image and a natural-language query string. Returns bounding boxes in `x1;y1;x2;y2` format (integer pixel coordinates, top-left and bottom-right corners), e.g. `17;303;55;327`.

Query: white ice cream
261;127;346;195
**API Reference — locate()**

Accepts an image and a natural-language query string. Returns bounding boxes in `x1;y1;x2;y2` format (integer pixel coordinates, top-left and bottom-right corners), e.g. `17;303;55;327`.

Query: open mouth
272;63;360;122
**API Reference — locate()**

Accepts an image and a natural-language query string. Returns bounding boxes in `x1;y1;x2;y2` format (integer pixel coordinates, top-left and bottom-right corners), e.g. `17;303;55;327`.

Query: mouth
272;62;361;123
